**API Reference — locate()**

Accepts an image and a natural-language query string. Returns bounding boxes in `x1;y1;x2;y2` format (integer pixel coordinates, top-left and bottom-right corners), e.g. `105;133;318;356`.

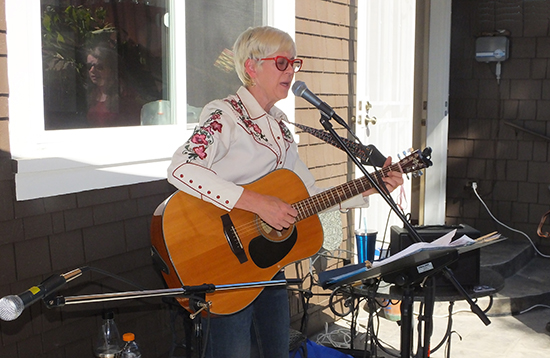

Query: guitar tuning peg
412;171;424;178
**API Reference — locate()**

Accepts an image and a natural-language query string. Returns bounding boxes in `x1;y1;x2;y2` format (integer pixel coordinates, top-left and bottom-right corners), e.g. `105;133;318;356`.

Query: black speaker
390;224;480;288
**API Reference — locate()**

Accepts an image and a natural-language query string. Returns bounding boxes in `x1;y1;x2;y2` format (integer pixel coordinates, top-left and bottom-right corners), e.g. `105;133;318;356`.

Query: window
41;0;170;130
8;0;295;200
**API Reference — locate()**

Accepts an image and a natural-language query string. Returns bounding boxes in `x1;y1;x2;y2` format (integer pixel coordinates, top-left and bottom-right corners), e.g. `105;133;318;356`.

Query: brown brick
0;121;8;153
502;58;530;79
23;213;53;239
512;37;537;58
0;0;5;33
517;99;537;119
510;79;542;100
0;57;7;94
0;218;23;245
524;0;550;37
49;231;85;271
0;243;15;285
14;237;51;280
64;206;94;232
77;187;129;208
537;34;550;58
542;80;550;99
531;58;548;79
492;180;518;201
82;222;125;261
536;100;550;120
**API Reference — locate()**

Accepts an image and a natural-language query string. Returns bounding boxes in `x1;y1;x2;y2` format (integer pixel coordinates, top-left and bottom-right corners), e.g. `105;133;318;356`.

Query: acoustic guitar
150;148;432;315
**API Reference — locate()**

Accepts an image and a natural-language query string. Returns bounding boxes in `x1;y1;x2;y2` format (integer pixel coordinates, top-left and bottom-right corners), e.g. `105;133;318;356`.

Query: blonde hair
233;26;297;87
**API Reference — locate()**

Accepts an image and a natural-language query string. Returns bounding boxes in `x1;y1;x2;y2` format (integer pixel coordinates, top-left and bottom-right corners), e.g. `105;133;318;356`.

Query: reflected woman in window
86;44;142;127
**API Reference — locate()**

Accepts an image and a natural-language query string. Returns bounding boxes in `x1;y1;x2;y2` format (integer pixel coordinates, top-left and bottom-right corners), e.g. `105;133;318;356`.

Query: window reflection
184;1;262;123
41;0;169;130
40;0;262;130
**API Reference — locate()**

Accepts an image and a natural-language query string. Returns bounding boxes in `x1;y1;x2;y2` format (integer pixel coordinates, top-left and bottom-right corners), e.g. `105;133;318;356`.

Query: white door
355;0;417;259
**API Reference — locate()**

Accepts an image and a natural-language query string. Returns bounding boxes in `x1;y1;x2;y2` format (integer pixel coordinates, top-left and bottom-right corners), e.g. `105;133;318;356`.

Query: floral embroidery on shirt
278;120;294;143
182;109;223;161
225;98;268;143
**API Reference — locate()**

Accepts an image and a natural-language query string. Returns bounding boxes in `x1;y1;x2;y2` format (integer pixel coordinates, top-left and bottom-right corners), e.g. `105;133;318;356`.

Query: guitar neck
293;165;393;222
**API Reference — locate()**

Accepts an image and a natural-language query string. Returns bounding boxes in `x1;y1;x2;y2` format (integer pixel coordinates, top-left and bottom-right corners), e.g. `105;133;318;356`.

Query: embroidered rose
191;133;208;145
193;145;207;159
208;120;223;133
182;109;224;161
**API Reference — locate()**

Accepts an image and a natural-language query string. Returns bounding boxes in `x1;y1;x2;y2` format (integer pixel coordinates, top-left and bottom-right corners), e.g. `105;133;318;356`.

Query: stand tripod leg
400;287;414;358
421;277;435;358
442;267;490;326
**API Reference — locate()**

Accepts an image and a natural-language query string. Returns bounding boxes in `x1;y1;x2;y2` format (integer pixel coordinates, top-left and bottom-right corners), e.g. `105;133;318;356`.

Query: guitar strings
228;163;398;239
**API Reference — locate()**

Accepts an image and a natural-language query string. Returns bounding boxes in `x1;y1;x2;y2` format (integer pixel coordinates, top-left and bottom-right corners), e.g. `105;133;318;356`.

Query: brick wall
446;0;550;252
290;0;357;335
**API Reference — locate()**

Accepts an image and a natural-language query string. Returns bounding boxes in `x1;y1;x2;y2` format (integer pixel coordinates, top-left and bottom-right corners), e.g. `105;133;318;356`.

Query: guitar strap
285;120;408;211
284;120;380;167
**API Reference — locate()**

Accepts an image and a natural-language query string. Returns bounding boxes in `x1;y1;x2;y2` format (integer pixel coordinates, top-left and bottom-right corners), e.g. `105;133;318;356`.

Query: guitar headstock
397;147;433;178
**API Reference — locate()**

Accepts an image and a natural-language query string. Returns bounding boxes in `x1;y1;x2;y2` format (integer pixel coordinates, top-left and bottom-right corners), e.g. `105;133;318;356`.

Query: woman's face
87;54;110;87
248;50;296;111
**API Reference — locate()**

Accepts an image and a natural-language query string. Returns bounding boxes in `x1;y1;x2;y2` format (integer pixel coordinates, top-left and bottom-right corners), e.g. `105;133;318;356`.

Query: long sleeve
167;87;295;211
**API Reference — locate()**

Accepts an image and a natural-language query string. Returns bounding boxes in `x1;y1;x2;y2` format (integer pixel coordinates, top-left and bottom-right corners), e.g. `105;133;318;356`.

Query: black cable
483;295;494;313
369;309;400;358
430;301;454;354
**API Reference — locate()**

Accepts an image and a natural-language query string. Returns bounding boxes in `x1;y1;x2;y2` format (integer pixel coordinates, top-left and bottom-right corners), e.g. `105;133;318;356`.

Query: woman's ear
244;58;257;80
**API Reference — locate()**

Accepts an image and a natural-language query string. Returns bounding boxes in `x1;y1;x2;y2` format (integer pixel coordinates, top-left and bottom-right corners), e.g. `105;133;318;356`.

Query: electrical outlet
464;181;477;190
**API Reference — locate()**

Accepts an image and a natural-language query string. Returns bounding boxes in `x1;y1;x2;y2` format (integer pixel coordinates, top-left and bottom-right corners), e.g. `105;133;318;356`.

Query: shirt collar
236;86;285;122
236;86;266;120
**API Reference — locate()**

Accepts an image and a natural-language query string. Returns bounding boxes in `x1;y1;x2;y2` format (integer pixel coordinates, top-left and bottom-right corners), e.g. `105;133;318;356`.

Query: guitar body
151;147;434;315
151;169;324;315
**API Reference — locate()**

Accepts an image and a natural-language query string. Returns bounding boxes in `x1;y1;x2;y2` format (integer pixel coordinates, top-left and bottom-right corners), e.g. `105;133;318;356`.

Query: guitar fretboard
291;149;428;222
293;167;389;222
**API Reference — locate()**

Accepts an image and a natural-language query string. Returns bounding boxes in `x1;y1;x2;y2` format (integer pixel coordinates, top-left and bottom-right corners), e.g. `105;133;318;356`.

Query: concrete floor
310;298;550;357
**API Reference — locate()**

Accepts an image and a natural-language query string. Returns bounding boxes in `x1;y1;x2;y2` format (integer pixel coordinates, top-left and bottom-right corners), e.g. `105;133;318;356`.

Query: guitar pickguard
248;226;298;268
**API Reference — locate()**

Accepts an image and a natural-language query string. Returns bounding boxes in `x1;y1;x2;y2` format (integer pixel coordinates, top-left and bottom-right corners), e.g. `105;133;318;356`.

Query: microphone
0;268;85;321
292;81;351;130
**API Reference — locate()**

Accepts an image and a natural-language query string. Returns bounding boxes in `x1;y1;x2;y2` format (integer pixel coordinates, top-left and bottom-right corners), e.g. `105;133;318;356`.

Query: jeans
204;272;290;358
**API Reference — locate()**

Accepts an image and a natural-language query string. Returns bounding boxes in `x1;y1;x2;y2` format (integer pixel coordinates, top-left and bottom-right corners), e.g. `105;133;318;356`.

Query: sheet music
319;230;503;288
371;229;458;268
371;230;502;268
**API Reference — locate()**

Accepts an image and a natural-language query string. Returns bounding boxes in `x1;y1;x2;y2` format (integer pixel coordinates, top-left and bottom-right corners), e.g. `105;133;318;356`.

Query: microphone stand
46;279;295;309
317;111;490;357
45;278;298;358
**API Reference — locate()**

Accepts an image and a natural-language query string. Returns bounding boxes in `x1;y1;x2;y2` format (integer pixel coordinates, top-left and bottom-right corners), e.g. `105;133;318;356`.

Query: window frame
7;0;295;200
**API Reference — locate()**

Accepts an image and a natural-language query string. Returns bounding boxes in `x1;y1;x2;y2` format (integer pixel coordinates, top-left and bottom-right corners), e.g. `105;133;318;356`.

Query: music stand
320;247;459;358
317;110;492;327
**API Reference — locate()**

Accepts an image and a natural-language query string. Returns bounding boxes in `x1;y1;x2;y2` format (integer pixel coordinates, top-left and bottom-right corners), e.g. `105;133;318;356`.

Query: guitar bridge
221;214;248;264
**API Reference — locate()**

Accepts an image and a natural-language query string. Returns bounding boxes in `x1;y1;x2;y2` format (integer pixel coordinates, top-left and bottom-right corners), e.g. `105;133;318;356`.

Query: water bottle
93;311;123;358
120;332;142;358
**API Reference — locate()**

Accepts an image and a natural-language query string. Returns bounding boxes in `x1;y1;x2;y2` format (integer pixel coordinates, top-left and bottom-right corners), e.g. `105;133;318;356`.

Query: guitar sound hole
255;217;295;243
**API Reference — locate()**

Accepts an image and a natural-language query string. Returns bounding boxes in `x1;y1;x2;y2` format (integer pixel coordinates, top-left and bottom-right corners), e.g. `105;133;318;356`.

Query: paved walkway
310;300;550;357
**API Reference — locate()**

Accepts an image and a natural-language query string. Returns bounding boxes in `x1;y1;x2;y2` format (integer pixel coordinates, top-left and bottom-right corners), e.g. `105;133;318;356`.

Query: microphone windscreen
0;295;24;321
291;81;307;97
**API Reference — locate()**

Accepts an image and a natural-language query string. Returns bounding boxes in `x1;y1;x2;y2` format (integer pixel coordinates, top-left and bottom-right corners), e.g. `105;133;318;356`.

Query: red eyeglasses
259;56;303;73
